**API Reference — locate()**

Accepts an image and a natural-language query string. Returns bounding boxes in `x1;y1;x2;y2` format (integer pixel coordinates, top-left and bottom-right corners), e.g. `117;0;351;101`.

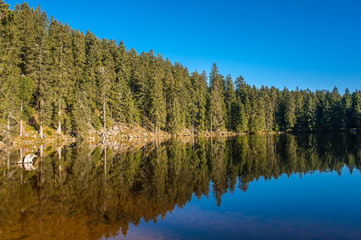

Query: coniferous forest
1;1;361;139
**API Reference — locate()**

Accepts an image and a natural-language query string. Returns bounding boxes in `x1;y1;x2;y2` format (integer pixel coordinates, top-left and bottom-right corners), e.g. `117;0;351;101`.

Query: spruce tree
341;88;353;128
71;29;90;136
0;1;21;136
149;56;166;132
190;70;208;132
352;91;361;128
84;30;102;130
224;74;236;131
49;18;73;134
284;90;296;132
20;5;51;136
303;90;316;131
17;75;34;136
234;96;248;132
209;63;226;131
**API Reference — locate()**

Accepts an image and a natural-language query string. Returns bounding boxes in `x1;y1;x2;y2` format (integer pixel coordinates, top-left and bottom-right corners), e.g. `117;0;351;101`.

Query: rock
16;153;38;165
16;154;38;171
23;154;38;163
23;163;37;171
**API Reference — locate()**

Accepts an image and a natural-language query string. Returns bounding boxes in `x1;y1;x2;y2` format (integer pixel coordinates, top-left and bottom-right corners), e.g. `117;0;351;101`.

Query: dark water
1;134;361;240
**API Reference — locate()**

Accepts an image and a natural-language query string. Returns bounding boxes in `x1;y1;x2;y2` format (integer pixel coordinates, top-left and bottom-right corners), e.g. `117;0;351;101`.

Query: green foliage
209;63;226;131
0;0;359;137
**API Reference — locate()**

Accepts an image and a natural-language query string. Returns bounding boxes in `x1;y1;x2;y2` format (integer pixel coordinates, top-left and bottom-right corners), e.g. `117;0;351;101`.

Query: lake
1;133;361;240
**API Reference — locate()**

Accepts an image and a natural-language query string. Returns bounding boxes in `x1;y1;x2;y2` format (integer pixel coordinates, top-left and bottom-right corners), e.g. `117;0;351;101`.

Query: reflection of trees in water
0;133;361;239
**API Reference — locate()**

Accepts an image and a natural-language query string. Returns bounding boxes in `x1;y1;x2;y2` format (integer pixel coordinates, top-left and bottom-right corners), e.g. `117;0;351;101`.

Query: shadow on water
0;133;361;239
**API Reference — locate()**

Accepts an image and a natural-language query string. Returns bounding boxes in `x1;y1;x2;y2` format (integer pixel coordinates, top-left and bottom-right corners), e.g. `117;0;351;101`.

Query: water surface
1;134;361;240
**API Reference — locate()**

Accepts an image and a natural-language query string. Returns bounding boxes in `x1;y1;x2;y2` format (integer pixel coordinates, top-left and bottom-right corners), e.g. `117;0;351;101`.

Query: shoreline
1;128;359;150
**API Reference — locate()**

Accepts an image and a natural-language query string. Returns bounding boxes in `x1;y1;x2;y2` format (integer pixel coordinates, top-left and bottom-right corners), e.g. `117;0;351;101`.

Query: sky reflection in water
123;167;361;240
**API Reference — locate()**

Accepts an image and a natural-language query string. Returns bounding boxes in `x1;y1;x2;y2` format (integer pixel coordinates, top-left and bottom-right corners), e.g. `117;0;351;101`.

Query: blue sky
6;0;361;93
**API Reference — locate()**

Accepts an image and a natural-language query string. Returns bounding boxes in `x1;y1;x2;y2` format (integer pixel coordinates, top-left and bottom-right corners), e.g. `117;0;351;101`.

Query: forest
1;1;361;139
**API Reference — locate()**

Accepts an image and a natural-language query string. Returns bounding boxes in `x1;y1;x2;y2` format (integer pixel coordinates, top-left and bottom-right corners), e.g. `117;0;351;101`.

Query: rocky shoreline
0;123;288;149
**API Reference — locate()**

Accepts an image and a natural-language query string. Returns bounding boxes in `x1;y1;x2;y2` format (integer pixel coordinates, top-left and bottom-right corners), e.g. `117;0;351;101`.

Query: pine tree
329;86;342;129
163;59;177;133
234;96;248;132
224;74;236;131
130;50;149;128
168;63;188;133
284;90;296;132
352;91;361;128
17;74;34;136
0;1;21;136
303;90;316;131
84;30;102;130
99;38;116;135
341;88;353;128
209;63;226;131
293;87;304;131
248;87;266;133
71;29;90;136
149;56;166;132
190;70;208;132
18;5;52;136
49;18;73;134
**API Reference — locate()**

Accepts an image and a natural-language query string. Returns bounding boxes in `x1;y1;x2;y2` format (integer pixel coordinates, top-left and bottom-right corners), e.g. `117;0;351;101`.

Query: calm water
1;134;361;240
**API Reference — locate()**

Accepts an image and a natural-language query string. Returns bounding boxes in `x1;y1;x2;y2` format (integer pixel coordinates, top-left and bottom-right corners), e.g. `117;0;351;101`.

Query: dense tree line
1;1;361;138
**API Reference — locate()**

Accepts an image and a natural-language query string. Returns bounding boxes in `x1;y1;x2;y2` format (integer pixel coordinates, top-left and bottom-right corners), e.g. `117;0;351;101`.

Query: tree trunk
20;148;23;183
40;145;44;184
40;99;43;137
40;123;43;137
7;115;10;142
104;144;107;178
192;117;194;134
57;100;61;134
57;147;62;181
103;95;106;138
20;103;23;137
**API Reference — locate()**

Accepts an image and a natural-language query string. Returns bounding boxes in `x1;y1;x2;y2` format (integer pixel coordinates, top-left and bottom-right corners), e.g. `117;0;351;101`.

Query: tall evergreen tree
49;18;73;134
302;90;316;131
352;91;361;128
0;1;21;136
17;75;34;136
224;74;236;131
209;63;226;131
23;5;51;136
149;56;166;132
284;90;296;132
190;70;208;132
234;96;248;132
341;88;353;128
84;30;102;130
71;29;90;136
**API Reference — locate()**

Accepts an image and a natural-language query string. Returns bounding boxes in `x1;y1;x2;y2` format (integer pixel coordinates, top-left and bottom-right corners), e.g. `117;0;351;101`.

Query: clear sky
6;0;361;93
